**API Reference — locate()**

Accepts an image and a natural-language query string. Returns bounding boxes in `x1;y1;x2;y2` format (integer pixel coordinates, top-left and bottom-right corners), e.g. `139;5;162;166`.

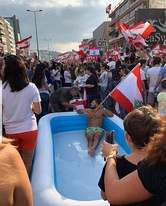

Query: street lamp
27;9;43;59
44;39;51;61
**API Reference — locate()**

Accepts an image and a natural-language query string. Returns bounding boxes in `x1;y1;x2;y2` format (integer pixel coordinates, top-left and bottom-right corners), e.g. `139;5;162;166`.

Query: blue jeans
54;80;62;91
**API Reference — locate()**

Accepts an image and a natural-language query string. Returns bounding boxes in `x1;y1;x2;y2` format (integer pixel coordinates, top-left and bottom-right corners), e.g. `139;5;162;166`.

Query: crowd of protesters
1;44;166;206
1;45;166;121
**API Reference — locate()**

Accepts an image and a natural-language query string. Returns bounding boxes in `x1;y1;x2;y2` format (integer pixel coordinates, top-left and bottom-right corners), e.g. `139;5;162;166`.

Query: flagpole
93;63;142;114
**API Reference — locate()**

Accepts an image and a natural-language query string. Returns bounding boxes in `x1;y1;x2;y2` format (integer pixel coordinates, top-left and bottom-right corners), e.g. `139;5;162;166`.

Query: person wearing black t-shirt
99;106;162;206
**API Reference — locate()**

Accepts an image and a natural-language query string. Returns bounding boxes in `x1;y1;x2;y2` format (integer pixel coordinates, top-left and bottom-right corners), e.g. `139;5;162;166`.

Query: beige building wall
149;0;166;8
0;17;16;55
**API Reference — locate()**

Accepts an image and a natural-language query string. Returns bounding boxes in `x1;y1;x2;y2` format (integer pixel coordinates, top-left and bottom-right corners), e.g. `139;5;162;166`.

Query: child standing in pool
76;99;114;155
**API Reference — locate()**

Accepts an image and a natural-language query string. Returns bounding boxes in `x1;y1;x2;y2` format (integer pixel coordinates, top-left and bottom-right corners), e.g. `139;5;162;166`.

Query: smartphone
104;130;115;161
105;130;115;144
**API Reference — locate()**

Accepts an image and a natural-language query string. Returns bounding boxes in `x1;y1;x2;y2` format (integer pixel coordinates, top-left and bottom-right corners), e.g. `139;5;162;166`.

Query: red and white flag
149;43;161;56
129;34;148;48
112;43;119;60
0;41;5;48
129;21;155;39
106;4;111;14
16;35;32;50
110;64;143;113
83;88;88;108
72;50;80;60
116;21;135;44
58;52;70;61
160;46;166;56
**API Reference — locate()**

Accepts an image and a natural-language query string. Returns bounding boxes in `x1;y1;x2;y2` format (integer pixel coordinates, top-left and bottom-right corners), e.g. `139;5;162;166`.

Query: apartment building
0;15;21;55
108;0;166;48
0;17;16;55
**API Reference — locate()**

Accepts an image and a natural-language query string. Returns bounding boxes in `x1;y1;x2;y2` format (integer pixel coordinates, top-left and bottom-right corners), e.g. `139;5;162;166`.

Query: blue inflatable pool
31;112;130;206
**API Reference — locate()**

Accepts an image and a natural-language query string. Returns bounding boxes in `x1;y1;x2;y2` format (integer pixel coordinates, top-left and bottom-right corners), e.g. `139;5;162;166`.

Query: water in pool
53;130;126;201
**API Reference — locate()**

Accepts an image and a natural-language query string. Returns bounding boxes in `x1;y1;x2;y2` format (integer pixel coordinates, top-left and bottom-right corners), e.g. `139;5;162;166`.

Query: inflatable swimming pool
31;112;130;206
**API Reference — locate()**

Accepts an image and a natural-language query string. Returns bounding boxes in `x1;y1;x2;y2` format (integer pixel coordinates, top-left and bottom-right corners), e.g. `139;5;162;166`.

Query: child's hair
123;105;163;149
161;78;166;90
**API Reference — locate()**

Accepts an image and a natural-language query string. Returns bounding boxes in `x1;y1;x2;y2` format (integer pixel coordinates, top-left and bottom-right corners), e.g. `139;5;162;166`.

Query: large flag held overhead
110;64;143;113
58;52;70;61
116;21;135;43
16;35;32;50
129;34;148;48
129;21;155;39
72;49;80;60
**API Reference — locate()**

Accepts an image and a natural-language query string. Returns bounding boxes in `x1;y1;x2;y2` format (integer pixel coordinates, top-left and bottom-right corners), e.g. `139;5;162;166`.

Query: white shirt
146;66;161;92
2;82;41;134
140;69;146;81
52;69;61;81
64;70;72;83
74;74;88;89
107;61;116;70
99;71;108;87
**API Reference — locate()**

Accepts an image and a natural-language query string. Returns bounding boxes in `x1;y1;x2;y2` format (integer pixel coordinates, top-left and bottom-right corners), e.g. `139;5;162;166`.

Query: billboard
135;9;166;46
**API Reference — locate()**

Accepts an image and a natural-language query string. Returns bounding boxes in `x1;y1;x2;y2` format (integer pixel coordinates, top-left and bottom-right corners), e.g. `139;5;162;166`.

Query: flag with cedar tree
110;64;143;113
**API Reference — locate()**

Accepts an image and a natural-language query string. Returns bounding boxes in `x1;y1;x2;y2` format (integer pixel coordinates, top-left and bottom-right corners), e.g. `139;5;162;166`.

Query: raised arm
103;108;114;117
102;141;152;205
77;108;92;118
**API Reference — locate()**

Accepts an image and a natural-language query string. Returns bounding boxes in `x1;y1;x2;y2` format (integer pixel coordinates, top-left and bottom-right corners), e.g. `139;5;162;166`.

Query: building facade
93;21;110;56
108;0;166;49
0;15;21;55
0;17;16;55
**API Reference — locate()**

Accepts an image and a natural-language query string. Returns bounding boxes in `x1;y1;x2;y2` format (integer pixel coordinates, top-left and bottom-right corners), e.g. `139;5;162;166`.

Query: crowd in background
1;45;166;123
1;44;166;205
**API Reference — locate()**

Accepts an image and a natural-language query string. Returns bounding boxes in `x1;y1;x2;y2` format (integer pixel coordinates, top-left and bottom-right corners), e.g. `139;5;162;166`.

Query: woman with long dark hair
2;55;41;176
32;62;51;122
84;66;99;107
101;107;166;205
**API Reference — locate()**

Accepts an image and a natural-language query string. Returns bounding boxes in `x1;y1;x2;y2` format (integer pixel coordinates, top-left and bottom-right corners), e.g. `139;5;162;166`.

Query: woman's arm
84;84;94;88
32;102;42;114
102;142;153;205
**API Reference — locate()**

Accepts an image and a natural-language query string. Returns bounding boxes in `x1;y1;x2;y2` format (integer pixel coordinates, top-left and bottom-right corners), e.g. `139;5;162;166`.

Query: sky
0;0;121;53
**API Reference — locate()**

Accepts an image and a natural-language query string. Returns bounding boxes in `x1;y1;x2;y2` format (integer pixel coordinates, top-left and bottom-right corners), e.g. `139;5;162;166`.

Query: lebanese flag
160;46;166;56
129;21;155;39
89;47;100;56
77;50;85;59
116;21;134;43
110;64;143;113
72;49;80;60
149;43;161;56
0;41;5;48
83;88;88;108
16;35;32;50
58;52;70;61
106;4;111;14
129;34;148;48
112;43;119;60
